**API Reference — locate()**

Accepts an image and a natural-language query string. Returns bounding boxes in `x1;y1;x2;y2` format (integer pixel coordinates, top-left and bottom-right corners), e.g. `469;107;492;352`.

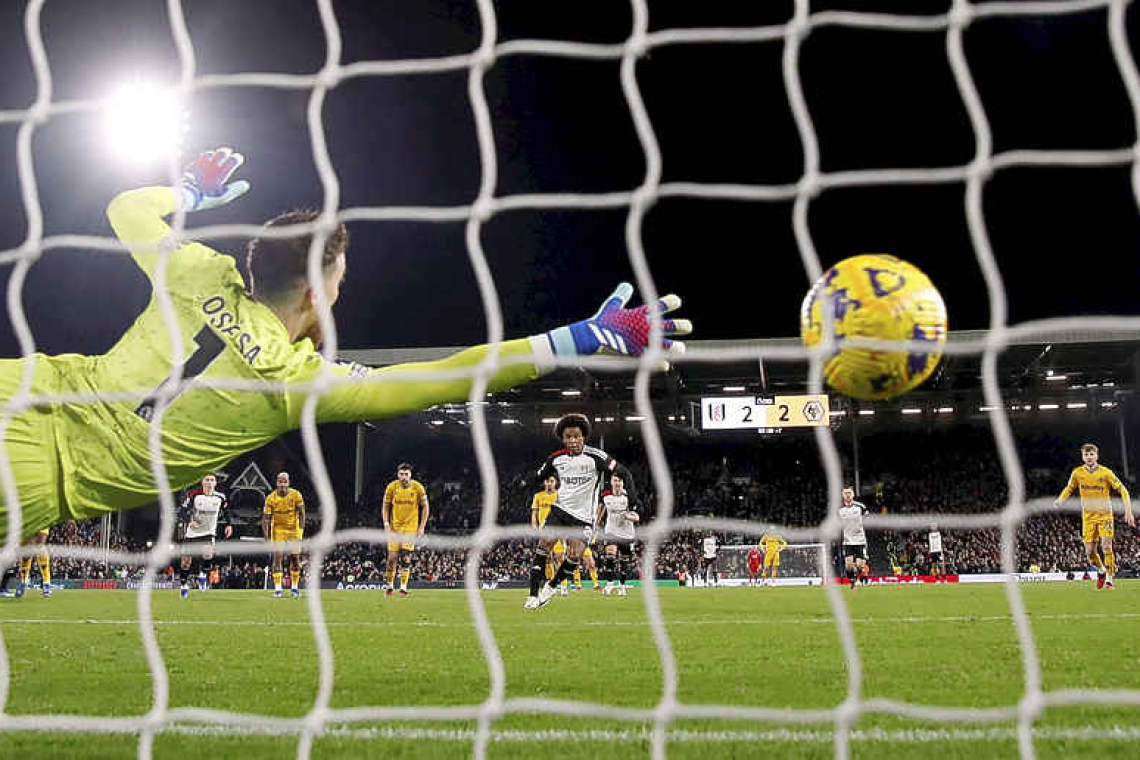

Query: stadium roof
341;330;1139;404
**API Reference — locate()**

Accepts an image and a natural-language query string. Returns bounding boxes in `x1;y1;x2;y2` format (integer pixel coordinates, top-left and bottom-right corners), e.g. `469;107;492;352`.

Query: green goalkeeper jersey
0;186;545;536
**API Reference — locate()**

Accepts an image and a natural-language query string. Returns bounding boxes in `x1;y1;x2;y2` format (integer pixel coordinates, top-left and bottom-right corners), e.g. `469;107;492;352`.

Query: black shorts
929;551;943;564
181;534;216;565
699;555;717;569
842;544;866;560
543;506;595;543
604;537;635;557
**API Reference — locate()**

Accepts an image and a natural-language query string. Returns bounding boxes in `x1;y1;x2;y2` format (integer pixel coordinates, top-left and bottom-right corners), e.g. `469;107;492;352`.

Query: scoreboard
701;394;830;431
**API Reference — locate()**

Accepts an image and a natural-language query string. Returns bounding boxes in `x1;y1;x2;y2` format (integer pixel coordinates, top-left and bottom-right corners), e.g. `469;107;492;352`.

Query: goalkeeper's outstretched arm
304;285;691;426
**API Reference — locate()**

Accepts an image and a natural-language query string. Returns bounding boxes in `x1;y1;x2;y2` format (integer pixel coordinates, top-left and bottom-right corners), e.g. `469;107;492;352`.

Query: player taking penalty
0;147;690;543
526;414;631;609
1054;443;1135;589
262;472;305;598
382;463;429;596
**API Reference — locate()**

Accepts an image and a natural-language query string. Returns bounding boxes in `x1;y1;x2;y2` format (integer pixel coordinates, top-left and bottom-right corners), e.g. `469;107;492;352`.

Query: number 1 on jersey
135;325;226;422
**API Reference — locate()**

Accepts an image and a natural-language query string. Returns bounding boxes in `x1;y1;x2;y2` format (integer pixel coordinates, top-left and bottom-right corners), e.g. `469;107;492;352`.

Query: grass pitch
0;582;1138;758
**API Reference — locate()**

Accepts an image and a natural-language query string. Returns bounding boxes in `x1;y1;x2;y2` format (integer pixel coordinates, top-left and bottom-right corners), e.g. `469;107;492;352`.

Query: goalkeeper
0;148;691;541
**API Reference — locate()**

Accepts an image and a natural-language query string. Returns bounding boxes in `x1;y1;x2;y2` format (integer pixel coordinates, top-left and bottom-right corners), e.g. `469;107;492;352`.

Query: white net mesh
0;0;1138;758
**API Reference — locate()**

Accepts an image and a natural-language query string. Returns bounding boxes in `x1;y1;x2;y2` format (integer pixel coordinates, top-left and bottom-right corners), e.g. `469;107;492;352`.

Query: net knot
473;47;496;70
948;1;974;30
787;16;812;41
472;197;494;222
316;66;342;90
797;172;822;199
967;157;993;182
625;35;649;60
25;102;50;125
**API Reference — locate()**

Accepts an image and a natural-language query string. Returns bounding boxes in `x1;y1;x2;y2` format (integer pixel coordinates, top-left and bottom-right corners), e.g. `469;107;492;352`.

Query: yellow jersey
761;533;787;555
385;480;426;531
1059;465;1128;518
531;490;557;527
264;488;304;532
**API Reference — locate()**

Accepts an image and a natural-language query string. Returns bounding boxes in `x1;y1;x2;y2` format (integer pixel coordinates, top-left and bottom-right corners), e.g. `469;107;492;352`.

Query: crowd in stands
27;420;1140;584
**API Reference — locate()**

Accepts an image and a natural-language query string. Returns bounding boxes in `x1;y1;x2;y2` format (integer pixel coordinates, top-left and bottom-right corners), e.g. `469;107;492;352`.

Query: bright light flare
103;81;187;165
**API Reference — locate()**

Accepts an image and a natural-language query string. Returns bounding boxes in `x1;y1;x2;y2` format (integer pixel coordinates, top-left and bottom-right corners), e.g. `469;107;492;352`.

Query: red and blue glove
178;147;250;212
544;283;691;359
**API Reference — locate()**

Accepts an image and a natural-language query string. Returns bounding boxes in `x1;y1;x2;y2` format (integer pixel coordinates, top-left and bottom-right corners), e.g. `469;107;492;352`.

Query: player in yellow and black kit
0;529;50;598
531;475;559;581
262;472;305;598
0;148;688;544
383;463;429;597
1054;443;1134;589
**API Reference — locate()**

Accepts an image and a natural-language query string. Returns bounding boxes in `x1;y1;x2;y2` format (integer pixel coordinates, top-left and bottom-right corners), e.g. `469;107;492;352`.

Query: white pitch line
39;723;1140;744
2;612;1139;629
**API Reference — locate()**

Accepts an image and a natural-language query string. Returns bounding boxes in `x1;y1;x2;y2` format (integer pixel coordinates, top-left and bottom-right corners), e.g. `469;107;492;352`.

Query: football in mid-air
799;254;948;400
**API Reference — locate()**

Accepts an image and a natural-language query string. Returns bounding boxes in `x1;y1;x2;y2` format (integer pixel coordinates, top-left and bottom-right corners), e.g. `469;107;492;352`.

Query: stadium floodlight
858;410;874;416
1038;403;1060;410
102;79;187;165
1044;374;1068;381
1066;402;1087;410
901;408;922;415
722;385;746;392
560;390;581;396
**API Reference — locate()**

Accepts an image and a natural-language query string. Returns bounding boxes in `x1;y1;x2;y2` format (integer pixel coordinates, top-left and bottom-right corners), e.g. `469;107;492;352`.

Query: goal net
1;1;1139;759
716;543;827;586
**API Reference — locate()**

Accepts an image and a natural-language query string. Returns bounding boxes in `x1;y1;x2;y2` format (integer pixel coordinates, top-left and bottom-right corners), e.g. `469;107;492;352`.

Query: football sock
1103;548;1116;576
19;557;32;583
198;572;207;590
273;572;283;591
551;559;578;588
290;570;300;590
0;566;16;591
37;554;50;586
399;568;410;590
1088;548;1105;572
529;549;548;596
573;567;581;586
617;558;627;586
589;565;599;587
385;567;397;586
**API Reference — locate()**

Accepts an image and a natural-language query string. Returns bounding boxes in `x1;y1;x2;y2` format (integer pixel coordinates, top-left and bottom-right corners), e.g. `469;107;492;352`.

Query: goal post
715;543;827;586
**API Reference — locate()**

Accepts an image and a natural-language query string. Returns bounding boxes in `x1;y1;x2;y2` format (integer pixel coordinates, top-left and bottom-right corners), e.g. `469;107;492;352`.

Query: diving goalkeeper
0;148;690;541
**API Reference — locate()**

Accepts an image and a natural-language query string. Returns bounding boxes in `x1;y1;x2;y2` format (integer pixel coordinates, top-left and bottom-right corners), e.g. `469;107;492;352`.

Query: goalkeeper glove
178;147;250;212
543;282;691;359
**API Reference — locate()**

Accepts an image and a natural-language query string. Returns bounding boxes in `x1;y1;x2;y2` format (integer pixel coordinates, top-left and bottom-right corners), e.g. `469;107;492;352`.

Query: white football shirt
602;491;636;541
702;536;719;559
838;501;867;545
184;491;227;539
928;530;943;554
